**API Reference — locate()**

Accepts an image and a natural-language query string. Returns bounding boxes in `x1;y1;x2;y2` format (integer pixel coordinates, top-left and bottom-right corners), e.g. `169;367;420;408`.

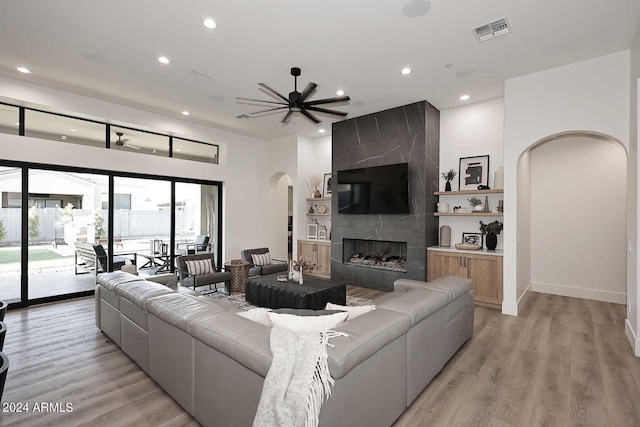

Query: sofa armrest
147;273;179;288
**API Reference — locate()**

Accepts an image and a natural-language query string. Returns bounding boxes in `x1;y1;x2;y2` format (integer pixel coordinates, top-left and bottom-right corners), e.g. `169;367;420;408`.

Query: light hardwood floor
1;290;639;426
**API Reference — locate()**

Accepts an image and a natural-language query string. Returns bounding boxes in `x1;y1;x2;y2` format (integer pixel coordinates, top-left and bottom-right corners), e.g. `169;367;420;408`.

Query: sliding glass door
0;161;222;308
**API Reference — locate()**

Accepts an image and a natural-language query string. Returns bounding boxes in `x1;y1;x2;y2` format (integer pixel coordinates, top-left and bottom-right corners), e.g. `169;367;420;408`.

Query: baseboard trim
518;282;532;313
501;282;532;317
625;319;640;357
531;281;626;304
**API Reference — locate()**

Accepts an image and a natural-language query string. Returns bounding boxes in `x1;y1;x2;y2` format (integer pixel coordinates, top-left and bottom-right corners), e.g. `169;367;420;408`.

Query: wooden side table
224;262;250;293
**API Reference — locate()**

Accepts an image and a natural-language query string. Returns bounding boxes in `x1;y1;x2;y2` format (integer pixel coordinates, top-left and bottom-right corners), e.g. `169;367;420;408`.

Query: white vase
292;271;301;282
473;205;484;212
494;167;504;189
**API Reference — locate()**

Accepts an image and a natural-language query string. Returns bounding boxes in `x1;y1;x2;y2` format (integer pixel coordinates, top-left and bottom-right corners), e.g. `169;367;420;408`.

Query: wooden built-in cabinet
298;240;331;279
428;249;503;308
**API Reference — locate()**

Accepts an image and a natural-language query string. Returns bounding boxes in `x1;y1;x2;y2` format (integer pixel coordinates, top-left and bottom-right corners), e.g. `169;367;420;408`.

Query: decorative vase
437;202;449;213
308;205;314;214
486;233;498;250
445;181;452;192
292;271;301;282
494;167;504;190
473;205;484;212
314;190;322;198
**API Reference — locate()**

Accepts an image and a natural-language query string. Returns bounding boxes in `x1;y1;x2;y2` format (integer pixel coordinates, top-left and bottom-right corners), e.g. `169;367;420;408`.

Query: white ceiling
0;0;638;140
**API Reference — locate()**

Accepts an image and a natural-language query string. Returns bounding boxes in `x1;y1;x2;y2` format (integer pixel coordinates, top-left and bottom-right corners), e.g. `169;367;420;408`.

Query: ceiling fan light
290;107;301;112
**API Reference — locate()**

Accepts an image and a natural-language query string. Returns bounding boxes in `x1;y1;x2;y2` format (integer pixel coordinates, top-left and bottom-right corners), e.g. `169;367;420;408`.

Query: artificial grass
0;248;73;264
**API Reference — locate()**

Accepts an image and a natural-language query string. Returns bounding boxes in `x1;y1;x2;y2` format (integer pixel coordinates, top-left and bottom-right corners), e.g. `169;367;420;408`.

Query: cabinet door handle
464;257;467;268
459;256;462;267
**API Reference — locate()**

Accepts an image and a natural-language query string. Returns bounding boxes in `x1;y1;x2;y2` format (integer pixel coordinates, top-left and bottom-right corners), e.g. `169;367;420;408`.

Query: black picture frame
462;232;483;247
323;173;333;197
459;155;489;191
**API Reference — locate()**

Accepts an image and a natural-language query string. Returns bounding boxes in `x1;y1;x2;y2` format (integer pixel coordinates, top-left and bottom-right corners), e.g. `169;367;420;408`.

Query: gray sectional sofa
95;271;474;427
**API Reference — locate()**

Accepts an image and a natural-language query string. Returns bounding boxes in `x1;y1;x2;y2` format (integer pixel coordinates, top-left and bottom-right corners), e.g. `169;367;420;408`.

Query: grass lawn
0;248;73;264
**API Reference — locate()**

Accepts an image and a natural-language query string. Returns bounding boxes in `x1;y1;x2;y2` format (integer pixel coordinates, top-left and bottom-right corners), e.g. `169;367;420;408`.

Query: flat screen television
337;163;409;214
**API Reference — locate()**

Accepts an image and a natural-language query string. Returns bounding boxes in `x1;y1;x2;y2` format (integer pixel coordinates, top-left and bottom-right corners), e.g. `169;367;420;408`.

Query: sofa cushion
260;263;288;276
115;280;175;311
420;276;472;303
379;289;448;327
328;308;410;379
147;293;228;332
97;271;141;291
190;312;272;377
237;307;271;327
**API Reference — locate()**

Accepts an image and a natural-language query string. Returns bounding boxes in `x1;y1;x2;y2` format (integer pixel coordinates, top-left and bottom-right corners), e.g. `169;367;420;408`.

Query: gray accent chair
240;247;288;276
176;253;232;293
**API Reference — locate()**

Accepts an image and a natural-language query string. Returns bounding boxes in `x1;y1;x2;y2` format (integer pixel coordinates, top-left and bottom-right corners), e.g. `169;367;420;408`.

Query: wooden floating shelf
434;212;503;217
434;189;503;196
307;213;331;216
306;197;331;201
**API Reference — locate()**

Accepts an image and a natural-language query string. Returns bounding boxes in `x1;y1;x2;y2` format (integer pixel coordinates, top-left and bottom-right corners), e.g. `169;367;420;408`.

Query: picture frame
318;226;327;240
307;223;318;240
323;173;333;197
462;232;483;247
459;155;489;191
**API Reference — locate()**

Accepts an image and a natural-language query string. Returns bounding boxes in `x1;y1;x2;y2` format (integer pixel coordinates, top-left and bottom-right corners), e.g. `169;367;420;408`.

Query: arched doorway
267;172;293;261
517;131;627;305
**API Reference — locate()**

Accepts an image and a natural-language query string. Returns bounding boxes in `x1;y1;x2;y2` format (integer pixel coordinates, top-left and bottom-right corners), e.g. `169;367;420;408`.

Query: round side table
224;261;250;293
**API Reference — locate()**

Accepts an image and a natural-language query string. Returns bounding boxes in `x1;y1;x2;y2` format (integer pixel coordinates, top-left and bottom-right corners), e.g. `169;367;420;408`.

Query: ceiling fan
237;67;350;124
114;132;141;150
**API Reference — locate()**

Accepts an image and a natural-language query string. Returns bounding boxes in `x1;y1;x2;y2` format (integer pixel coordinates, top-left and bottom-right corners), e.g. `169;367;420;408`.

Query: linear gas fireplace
343;238;408;272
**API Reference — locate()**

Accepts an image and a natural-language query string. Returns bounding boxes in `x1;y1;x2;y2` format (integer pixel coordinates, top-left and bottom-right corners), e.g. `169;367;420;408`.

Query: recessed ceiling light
175;149;182;152
15;122;20;126
158;56;170;64
17;67;31;74
319;129;326;134
182;111;190;116
460;95;470;101
70;129;77;132
336;90;345;96
203;19;217;29
61;135;67;140
401;67;412;75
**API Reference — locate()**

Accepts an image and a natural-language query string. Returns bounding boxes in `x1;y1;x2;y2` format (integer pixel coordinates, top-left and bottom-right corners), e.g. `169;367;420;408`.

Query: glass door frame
0;159;223;310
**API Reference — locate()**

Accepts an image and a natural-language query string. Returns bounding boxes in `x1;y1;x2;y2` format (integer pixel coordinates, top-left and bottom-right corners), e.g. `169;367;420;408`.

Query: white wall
516;149;532;309
0;76;271;263
531;137;627;303
503;50;630;316
439;98;504;248
629;24;640;356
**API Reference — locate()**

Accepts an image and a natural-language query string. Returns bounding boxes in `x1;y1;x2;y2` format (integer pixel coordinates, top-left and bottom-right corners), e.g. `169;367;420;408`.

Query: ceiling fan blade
300;82;318;102
304;95;351;106
258;83;289;103
281;111;293;124
306;106;349;117
300;109;322;124
250;107;288;116
236;97;287;106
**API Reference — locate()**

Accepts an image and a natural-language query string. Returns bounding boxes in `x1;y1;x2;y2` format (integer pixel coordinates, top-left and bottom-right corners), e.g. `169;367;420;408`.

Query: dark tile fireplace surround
331;101;440;291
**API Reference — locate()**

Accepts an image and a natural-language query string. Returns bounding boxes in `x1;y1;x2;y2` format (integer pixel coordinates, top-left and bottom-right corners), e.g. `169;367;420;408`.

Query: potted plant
479;220;503;250
293;256;316;281
468;196;483;212
441;169;456;192
309;173;322;198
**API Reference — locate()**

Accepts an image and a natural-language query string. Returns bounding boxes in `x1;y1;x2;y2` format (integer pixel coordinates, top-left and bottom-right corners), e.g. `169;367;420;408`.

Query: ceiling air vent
473;17;511;42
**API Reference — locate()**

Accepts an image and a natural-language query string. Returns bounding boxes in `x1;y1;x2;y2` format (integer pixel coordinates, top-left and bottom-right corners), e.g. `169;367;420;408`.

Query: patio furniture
0;301;6;322
240;247;288;276
74;242;138;281
0;352;7;401
0;322;5;351
176;253;231;292
176;235;212;256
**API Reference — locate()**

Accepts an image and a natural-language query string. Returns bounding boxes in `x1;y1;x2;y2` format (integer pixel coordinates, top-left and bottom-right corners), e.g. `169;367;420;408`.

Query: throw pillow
267;311;348;332
325;303;376;320
185;259;215;276
251;252;272;266
237;307;272;327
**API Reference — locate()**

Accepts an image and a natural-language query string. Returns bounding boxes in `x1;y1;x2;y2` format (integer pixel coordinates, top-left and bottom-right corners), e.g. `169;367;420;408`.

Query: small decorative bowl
276;275;288;282
455;243;482;251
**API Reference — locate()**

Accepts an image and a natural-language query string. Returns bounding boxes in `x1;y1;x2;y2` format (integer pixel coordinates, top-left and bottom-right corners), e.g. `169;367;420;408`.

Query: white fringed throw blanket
253;327;347;427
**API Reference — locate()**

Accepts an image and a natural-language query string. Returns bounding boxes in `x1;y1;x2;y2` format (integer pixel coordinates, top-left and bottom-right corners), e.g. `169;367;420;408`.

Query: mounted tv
337;163;409;214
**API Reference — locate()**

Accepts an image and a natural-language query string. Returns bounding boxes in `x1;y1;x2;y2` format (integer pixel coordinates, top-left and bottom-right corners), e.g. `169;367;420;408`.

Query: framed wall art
462;232;483;247
323;173;333;197
459;155;489;191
